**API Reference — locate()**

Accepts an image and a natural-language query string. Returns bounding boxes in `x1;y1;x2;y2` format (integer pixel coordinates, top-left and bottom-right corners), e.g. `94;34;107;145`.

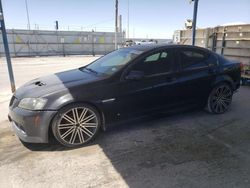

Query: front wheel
52;103;101;147
206;83;233;114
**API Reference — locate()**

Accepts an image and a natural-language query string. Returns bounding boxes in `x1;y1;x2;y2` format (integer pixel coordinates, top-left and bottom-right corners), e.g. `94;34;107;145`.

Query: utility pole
127;0;130;39
119;15;122;33
55;20;59;30
25;0;31;30
0;0;16;92
115;0;118;50
191;0;199;46
92;29;95;56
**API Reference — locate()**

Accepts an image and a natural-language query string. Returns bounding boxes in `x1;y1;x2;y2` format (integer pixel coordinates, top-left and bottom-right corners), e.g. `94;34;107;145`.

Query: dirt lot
1;56;250;188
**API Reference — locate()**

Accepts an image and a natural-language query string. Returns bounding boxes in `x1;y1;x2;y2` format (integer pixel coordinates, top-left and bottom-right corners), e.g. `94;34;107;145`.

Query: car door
107;48;180;120
176;47;217;104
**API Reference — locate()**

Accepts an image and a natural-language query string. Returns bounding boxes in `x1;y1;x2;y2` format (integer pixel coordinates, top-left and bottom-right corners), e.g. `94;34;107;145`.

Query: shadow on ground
1;87;250;188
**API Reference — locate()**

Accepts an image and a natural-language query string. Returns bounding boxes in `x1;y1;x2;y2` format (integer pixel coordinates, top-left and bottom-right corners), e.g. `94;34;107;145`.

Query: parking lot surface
0;56;250;188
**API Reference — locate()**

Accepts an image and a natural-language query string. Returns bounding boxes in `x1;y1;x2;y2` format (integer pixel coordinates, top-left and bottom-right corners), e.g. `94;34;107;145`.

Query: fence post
192;0;199;46
92;30;95;56
0;0;16;92
11;29;16;56
221;27;227;55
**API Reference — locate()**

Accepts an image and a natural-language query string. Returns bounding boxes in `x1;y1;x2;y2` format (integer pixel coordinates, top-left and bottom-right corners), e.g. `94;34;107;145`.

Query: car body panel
14;69;104;99
9;106;57;143
175;48;220;104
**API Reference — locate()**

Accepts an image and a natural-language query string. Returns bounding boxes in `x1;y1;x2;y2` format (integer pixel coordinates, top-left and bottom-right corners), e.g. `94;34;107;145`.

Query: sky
2;0;250;39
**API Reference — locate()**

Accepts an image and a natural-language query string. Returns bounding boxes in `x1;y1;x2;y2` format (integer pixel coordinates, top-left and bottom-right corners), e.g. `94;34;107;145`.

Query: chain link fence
0;29;124;57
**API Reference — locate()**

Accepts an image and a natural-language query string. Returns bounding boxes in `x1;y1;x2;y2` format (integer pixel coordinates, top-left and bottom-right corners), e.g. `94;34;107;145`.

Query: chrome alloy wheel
209;84;232;114
56;107;99;146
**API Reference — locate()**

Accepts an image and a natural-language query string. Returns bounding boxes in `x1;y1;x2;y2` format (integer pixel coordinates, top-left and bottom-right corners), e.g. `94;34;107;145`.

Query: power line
80;18;114;29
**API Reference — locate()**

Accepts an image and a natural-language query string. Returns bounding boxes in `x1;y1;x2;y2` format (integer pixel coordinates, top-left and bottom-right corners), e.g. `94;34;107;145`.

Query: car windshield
81;48;143;76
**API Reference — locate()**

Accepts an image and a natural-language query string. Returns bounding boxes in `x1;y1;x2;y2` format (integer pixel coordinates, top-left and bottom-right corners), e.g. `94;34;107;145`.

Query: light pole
115;0;118;50
0;0;16;92
191;0;199;46
25;0;31;30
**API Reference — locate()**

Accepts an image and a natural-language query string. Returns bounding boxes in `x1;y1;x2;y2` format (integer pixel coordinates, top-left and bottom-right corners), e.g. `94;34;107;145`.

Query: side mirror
125;70;145;81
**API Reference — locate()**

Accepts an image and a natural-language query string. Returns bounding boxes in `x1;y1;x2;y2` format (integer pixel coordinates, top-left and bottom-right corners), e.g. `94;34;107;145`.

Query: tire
206;83;233;114
51;103;101;147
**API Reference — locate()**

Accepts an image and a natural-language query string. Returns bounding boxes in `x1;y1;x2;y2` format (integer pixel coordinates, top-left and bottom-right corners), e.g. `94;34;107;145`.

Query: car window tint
84;49;143;76
145;53;160;62
101;55;129;66
161;52;168;58
133;50;173;75
180;49;208;69
183;51;204;59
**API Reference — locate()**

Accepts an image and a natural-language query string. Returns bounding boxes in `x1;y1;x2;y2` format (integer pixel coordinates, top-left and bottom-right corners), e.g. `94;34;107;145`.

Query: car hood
14;69;102;99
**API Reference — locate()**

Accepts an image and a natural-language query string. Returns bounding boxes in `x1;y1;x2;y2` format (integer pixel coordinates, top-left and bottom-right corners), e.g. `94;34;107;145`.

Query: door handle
165;77;176;82
208;68;216;74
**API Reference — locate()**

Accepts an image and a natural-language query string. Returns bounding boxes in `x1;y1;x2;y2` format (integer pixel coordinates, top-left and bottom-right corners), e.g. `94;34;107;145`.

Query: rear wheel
52;103;101;147
206;83;233;114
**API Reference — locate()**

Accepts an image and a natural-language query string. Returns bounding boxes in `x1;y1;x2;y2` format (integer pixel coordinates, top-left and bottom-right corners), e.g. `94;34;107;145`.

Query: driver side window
132;50;173;76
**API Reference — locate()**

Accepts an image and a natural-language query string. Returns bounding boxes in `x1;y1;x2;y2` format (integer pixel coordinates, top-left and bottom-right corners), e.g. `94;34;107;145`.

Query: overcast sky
2;0;250;38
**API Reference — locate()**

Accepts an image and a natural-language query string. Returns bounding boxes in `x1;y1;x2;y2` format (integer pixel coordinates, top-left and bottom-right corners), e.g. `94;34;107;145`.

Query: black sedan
9;45;241;147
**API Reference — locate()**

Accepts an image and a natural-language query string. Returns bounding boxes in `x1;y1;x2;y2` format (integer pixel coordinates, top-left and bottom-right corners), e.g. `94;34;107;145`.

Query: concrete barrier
174;24;250;65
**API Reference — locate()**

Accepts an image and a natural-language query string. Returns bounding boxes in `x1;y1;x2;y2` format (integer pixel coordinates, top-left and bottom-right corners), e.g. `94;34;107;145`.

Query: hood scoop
34;81;46;86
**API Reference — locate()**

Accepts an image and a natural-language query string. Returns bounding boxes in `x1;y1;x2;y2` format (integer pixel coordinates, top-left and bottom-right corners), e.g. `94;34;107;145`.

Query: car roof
123;44;210;53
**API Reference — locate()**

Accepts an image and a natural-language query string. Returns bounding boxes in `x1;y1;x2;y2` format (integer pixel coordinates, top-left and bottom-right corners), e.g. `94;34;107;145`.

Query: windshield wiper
84;67;98;74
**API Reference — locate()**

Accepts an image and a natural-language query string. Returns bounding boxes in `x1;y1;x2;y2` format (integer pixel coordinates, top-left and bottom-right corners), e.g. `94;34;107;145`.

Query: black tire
206;83;233;114
51;103;101;147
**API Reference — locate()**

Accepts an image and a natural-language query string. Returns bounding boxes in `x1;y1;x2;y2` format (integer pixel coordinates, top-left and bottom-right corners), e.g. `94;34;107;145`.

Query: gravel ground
0;56;250;188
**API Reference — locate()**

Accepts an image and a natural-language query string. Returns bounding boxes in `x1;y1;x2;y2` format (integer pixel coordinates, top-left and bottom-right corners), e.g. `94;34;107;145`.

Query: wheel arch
48;100;106;142
211;75;234;90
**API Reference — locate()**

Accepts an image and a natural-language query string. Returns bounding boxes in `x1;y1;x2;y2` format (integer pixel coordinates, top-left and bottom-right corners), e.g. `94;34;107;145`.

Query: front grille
9;96;18;107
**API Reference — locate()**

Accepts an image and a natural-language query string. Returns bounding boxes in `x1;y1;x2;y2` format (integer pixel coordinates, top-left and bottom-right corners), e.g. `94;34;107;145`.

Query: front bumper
9;106;57;143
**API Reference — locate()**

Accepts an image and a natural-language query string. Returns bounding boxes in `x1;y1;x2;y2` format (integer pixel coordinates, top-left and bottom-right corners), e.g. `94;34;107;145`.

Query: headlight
18;98;47;110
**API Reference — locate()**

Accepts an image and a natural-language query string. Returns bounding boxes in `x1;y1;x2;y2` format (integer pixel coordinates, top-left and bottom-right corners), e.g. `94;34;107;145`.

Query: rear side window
180;48;208;69
132;49;174;75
